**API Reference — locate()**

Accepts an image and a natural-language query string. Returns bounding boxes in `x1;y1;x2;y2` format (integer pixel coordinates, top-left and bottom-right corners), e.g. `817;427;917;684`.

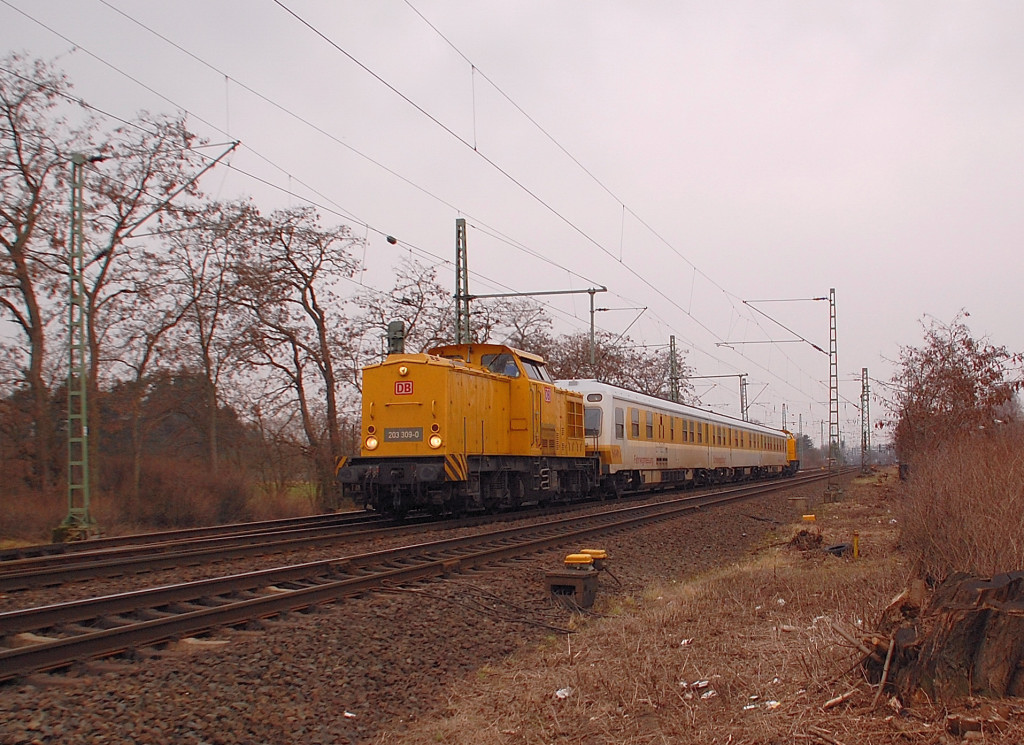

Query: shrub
896;425;1024;579
96;457;256;530
0;487;63;543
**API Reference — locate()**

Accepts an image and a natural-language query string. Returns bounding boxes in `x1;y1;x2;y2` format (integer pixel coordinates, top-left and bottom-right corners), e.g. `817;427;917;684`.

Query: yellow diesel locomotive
335;343;598;516
336;343;799;516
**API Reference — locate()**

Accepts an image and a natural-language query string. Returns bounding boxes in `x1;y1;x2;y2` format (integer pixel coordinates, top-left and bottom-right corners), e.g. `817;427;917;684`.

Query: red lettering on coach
394;380;413;395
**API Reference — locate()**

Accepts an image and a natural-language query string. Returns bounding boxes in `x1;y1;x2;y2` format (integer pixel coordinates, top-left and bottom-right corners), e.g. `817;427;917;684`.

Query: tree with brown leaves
888;312;1021;463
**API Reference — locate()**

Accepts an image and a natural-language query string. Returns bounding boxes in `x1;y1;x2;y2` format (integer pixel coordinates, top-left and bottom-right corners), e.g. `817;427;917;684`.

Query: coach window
630;408;640;438
669;417;675;442
584;407;602;437
614;407;625;439
645;411;654;439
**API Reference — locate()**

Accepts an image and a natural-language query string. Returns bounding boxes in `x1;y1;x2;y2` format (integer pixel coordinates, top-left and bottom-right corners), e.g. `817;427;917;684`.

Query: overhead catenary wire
2;0;831;415
399;0;828;381
267;0;828;409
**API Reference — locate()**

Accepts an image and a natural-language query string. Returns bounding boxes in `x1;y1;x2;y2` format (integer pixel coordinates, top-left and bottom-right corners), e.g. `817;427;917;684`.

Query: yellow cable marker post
853;531;860;559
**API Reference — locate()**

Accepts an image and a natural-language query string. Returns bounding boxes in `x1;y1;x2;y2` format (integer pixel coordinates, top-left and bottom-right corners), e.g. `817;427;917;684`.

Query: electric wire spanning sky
4;0;1023;443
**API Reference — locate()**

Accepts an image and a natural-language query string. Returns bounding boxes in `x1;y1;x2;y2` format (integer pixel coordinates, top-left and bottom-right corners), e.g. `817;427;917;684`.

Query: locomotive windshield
584;407;602;437
481;353;520;377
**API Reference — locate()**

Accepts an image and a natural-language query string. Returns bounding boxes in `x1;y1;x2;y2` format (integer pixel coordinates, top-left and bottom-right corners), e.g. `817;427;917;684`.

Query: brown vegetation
886;313;1021;464
375;471;1024;744
895;425;1024;579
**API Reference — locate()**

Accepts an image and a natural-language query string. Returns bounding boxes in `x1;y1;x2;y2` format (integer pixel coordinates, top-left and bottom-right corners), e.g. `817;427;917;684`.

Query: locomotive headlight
398;365;409;376
428;434;443;449
365;435;379;451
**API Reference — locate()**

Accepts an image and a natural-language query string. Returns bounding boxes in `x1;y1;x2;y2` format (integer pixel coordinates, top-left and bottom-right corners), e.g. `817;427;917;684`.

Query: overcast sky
3;0;1023;445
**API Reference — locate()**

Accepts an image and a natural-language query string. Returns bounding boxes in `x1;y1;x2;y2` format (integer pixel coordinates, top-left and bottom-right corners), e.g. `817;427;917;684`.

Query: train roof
426;343;546;366
556;379;789;437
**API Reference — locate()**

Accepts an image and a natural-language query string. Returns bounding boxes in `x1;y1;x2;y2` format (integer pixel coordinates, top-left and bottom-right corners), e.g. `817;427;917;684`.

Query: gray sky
4;0;1023;444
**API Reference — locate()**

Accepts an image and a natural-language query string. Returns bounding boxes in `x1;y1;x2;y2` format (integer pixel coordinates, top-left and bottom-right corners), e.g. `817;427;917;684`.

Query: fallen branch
832;622;883;662
807;725;846;745
870;636;896;710
822;687;859;710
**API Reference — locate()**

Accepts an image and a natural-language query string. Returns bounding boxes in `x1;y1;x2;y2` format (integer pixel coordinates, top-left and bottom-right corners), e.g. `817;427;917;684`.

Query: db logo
394;381;414;396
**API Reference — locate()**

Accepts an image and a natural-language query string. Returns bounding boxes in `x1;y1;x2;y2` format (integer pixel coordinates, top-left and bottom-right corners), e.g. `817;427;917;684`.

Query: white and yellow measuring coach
556;380;799;495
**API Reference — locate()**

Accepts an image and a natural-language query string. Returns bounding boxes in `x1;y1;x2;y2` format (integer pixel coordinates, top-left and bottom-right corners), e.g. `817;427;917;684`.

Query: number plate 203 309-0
383;427;423;442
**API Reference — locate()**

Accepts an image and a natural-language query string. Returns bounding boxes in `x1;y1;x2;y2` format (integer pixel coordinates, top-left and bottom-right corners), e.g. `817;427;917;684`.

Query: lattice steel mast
861;366;871;473
60;153;99;539
826;287;840;499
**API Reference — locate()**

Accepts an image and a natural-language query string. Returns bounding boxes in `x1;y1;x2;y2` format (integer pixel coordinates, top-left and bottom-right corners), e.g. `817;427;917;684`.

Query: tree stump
867;571;1024;701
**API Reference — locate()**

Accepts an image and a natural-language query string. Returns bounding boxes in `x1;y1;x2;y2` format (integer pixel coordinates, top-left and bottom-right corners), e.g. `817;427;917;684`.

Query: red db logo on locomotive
394;381;413;395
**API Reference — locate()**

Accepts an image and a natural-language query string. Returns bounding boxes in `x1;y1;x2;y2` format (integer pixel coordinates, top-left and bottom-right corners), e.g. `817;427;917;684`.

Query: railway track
0;496;641;592
0;470;833;683
0;510;382;562
0;511;395;592
0;473;827;592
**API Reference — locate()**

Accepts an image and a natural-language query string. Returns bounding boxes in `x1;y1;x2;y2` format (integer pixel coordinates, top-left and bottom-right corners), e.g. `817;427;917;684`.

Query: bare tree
77;113;213;487
487;296;553;350
0;54;84;491
544;330;695;401
164;200;260;474
352;256;451;370
470;295;552;349
235;206;361;505
103;247;193;505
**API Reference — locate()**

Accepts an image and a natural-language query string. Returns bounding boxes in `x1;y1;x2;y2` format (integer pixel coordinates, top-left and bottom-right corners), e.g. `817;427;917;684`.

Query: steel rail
0;511;383;563
0;514;406;592
0;471;836;682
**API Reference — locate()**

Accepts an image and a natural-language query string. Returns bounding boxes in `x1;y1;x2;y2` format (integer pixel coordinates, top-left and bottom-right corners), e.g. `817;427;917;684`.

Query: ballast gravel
0;479;825;744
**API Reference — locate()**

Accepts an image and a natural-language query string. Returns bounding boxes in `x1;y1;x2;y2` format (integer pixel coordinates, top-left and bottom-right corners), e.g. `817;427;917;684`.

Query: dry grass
0;459;316;543
376;471;1024;744
0;488;63;547
898;427;1024;579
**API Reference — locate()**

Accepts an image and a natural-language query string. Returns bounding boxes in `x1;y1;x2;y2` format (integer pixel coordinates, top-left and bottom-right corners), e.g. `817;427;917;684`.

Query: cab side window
521;359;552;382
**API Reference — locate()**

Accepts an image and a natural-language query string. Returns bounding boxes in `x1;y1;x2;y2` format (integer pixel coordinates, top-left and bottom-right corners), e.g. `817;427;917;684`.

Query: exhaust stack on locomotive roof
386;320;405;354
